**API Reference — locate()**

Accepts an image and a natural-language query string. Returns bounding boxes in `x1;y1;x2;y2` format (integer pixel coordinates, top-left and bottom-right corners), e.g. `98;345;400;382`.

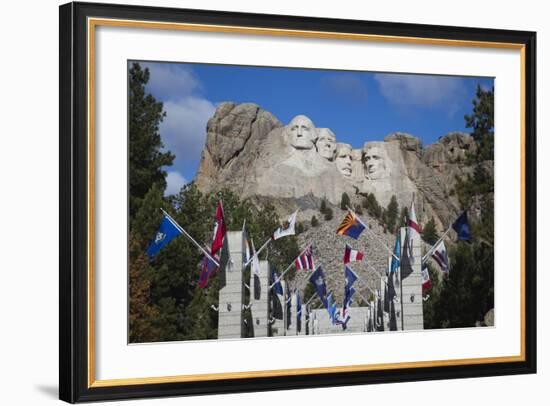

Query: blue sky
137;61;493;195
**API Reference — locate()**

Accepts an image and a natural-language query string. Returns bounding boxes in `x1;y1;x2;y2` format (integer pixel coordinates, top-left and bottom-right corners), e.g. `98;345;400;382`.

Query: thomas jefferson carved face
316;128;337;160
363;142;388;180
286;115;317;150
335;143;353;177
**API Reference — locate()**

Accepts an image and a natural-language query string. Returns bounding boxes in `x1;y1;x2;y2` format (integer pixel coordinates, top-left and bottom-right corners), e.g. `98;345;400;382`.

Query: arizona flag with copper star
336;210;366;240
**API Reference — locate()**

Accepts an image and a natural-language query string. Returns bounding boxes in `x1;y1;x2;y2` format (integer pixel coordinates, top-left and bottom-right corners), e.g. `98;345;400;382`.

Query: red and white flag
407;199;423;234
343;243;364;264
421;267;432;291
431;241;449;273
295;245;314;270
211;200;226;256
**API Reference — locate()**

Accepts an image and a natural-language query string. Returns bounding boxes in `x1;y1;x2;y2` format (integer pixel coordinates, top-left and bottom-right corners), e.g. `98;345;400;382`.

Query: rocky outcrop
194;103;480;230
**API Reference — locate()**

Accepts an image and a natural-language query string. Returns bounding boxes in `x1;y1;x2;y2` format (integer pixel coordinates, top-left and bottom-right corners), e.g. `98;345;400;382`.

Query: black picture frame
59;1;537;403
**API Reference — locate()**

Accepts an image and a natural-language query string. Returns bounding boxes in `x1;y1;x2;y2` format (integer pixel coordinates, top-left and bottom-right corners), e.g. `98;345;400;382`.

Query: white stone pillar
399;227;424;331
286;291;297;336
217;231;244;339
250;260;270;338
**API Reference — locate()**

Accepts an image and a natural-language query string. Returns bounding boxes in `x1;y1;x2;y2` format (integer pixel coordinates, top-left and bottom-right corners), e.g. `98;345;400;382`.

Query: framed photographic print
59;1;537;403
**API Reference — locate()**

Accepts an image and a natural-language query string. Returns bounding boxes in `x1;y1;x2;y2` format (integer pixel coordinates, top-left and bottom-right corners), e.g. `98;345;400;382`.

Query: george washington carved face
316;128;337;160
335;143;353;177
362;142;389;180
286;115;318;150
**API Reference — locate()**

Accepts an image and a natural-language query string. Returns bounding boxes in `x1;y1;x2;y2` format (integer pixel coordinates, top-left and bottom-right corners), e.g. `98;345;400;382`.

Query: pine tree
383;195;399;232
129;62;174;218
422;218;439;245
465;85;494;161
399;206;409;228
320;199;327;214
311;215;319;227
424;83;494;329
340;192;350;211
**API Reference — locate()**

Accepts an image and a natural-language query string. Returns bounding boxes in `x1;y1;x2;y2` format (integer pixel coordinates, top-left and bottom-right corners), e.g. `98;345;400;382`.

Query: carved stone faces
335;143;353;177
286;115;318;150
363;142;389;180
316;128;337;160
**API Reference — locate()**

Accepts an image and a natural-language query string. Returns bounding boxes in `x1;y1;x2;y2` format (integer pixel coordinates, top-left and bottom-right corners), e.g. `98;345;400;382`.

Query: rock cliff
195;102;478;230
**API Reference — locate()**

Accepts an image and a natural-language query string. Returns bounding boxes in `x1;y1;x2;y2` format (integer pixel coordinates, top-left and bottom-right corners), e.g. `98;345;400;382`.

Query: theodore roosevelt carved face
286;115;318;150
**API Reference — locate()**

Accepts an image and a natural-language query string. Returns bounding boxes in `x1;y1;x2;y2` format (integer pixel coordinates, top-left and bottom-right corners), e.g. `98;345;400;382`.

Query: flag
336;210;366;240
250;240;261;277
242;224;252;265
400;226;414;279
272;269;283;296
421;267;432;292
309;266;328;307
342;286;355;329
296;292;302;333
271;292;283;320
218;235;232;289
431;241;450;273
407;199;422;234
390;232;400;274
286;293;292;328
376;293;384;331
211;200;227;255
387;270;396;300
326;292;338;324
367;306;374;332
198;251;219;289
389;300;398;331
343;243;364;264
272;210;298;240
271;268;283;320
344;266;358;297
146;215;183;257
383;279;390;313
452;211;471;242
251;240;262;299
295;245;315;270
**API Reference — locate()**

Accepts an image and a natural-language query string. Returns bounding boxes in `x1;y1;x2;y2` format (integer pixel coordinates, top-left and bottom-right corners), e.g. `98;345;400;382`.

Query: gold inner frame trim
87;17;527;388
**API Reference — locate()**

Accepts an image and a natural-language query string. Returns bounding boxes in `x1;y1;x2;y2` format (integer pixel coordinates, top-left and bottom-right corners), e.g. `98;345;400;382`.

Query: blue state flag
309;266;328;307
344;266;358;296
146;215;183;257
272;269;284;296
326;292;337;324
452;211;471;242
390;232;400;274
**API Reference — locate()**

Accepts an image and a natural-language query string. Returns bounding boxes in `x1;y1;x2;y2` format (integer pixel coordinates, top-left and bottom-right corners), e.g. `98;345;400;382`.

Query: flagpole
354;276;378;299
421;224;453;263
304;292;318;307
160;208;220;266
269;243;313;289
244;237;271;267
346;206;399;261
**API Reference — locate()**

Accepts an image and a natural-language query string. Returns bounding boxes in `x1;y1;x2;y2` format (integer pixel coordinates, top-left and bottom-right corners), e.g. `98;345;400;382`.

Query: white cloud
142;62;202;101
160;96;216;175
374;73;465;114
165;171;188;196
